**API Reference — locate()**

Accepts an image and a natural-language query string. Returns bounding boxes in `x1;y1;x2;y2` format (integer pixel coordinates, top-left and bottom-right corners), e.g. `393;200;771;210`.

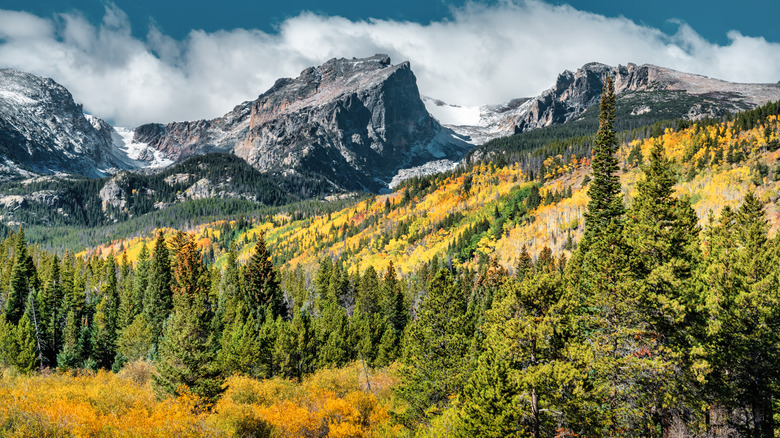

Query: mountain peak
0;69;140;180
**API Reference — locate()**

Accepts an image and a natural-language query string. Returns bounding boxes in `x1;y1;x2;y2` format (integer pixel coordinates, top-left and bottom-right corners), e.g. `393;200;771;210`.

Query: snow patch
389;159;459;189
0;89;36;106
112;127;173;168
423;97;482;126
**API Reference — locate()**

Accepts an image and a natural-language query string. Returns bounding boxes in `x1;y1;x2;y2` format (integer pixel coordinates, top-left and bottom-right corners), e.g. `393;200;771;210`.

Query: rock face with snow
134;55;471;191
0;69;142;179
427;62;780;144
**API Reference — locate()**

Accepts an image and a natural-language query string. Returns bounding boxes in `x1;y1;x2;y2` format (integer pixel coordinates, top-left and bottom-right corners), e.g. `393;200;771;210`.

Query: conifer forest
2;78;780;438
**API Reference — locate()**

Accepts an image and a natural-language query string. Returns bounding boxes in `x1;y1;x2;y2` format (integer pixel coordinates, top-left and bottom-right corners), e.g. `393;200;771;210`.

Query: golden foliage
0;362;401;438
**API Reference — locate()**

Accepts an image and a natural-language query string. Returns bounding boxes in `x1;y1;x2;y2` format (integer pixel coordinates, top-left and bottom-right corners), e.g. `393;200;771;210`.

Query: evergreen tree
12;312;38;374
699;193;780;437
396;269;471;426
144;231;173;342
152;295;224;409
244;235;285;323
316;299;351;368
459;335;522;437
219;306;260;377
515;245;533;280
581;76;622;251
39;254;63;365
116;314;153;362
624;140;702;429
5;227;32;325
291;309;316;379
566;76;659;435
152;237;223;410
219;243;242;325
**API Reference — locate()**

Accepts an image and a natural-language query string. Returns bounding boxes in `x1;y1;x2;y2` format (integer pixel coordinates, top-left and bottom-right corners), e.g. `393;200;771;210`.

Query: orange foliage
0;362;401;438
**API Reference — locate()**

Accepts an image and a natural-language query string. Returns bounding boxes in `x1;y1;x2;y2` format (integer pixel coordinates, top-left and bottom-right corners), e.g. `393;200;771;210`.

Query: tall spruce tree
566;76;660;435
6;227;32;325
152;233;223;409
699;193;780;437
581;75;622;250
244;235;285;324
396;269;471;427
624;140;702;430
144;231;173;342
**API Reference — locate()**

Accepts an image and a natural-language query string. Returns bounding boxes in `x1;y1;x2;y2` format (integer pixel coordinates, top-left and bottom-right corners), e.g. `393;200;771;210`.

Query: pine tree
6;227;32;325
116;314;153;362
39;254;63;365
396;269;471;426
581;76;622;251
152;295;224;409
219;306;260;377
131;243;150;317
291;309;316;379
273;318;298;379
144;231;173;342
316;299;351;368
459;336;522;437
515;245;533;280
624;140;702;429
244;235;285;324
152;237;223;409
13;312;38;374
219;243;242;325
566;76;658;434
699;193;780;437
171;232;210;302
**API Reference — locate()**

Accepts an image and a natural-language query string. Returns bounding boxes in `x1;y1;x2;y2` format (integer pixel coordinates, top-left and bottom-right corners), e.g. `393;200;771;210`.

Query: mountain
0;153;295;229
133;54;472;192
0;69;151;180
428;62;780;144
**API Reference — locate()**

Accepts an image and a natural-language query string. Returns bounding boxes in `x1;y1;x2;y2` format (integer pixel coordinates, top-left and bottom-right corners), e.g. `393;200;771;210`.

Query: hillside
3;96;780;437
85;102;780;277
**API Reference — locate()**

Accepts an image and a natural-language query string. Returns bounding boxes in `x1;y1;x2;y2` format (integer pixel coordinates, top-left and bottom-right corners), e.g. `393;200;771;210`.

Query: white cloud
0;1;778;126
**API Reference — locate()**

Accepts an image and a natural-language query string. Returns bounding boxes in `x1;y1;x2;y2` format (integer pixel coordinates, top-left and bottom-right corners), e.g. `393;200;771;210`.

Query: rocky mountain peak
133;54;469;192
0;68;140;180
503;62;780;134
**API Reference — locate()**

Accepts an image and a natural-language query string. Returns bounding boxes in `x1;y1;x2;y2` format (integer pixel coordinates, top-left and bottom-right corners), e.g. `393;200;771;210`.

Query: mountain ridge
427;62;780;144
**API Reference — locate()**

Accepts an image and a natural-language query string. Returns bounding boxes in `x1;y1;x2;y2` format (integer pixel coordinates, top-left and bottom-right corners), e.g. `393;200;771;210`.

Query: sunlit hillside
85;110;780;279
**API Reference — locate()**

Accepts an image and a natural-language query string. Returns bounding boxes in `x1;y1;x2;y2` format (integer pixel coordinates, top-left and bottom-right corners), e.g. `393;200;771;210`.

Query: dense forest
1;82;780;437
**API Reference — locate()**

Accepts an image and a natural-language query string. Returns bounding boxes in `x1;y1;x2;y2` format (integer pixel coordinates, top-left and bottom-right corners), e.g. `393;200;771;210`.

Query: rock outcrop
134;55;471;191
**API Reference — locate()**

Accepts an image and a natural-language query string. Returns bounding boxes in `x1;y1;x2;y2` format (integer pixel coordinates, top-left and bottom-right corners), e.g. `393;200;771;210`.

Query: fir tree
581;75;622;250
699;193;780;437
396;269;471;426
459;337;522;437
152;237;223;409
291;309;316;379
6;227;32;325
515;245;533;280
12;312;38;374
244;235;285;323
131;243;150;317
144;231;173;342
152;295;224;409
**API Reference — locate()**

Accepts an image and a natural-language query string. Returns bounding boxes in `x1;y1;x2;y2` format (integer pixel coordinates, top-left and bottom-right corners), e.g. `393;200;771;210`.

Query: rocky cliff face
430;63;780;144
135;55;471;192
0;69;141;180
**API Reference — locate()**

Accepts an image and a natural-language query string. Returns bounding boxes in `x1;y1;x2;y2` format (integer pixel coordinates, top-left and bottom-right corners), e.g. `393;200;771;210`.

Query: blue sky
0;1;778;126
4;0;778;45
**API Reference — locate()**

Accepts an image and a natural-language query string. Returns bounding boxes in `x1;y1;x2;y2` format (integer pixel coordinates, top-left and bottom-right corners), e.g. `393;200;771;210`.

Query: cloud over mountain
1;1;778;126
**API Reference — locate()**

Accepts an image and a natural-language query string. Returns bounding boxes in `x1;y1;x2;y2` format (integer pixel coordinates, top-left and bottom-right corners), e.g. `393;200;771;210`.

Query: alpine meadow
1;2;780;437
